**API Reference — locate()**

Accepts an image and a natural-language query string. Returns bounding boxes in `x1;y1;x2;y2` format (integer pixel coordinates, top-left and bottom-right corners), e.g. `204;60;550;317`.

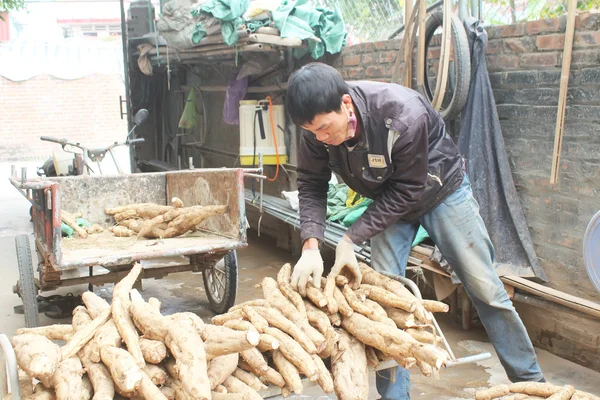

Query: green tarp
326;183;429;248
192;0;250;45
272;0;346;59
191;0;346;58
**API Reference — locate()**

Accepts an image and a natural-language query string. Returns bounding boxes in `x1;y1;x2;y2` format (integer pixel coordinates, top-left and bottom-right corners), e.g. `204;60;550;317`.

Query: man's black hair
285;62;349;126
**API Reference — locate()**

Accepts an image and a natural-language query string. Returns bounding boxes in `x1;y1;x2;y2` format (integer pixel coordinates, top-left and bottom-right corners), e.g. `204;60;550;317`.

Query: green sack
61;222;74;238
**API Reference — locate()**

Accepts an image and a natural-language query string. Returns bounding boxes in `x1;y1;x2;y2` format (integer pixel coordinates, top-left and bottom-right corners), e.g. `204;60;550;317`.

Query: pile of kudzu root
9;262;453;400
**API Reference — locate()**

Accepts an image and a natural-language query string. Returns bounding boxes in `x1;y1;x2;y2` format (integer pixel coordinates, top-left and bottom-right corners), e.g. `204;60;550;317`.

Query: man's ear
341;94;352;106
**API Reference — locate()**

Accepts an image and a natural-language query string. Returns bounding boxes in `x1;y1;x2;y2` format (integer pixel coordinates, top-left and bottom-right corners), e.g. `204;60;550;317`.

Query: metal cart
9;166;259;328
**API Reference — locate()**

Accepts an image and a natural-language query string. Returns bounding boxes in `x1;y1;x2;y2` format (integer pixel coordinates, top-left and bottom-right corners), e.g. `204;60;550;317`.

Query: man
286;62;544;399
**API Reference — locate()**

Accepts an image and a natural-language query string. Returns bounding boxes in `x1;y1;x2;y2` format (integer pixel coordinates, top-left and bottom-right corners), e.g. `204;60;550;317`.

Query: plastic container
239;100;287;166
53;151;74;176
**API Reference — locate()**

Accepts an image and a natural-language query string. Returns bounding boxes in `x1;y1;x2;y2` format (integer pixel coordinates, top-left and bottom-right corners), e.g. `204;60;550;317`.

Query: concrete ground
1;161;599;399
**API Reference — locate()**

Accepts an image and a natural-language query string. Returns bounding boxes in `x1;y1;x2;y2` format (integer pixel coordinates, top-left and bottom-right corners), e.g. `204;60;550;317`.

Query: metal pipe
431;315;457;360
0;334;20;399
258;154;264;237
471;0;477;19
445;352;492;367
119;0;130;126
108;148;123;174
244;173;267;180
458;0;469;21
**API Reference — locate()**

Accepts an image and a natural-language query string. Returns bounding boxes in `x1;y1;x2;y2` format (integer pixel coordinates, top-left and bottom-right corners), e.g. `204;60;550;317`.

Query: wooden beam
432;0;452;110
403;0;415;87
416;0;427;93
504;283;515;300
550;0;578;184
501;275;600;319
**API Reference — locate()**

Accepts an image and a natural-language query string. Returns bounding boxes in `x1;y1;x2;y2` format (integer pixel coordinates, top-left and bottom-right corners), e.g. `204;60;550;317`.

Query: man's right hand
291;240;324;297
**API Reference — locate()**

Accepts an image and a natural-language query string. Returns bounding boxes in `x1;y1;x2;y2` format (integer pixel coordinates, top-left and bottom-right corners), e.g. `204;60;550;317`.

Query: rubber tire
15;235;40;328
203;250;238;314
420;12;471;121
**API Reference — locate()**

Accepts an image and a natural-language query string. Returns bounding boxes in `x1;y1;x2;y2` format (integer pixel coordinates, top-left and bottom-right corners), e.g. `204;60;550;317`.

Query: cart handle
0;334;20;399
380;271;492;365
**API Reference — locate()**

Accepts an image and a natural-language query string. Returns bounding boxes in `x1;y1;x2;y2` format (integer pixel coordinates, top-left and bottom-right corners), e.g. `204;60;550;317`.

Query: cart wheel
203;250;238;314
15;235;40;328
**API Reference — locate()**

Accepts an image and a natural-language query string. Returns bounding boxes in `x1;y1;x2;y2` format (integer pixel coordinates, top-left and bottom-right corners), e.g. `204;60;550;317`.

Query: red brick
488;23;526;39
504;37;535;53
353;42;376;53
385;39;402;50
378;51;396;64
342;67;364;79
361;53;378;65
526;18;560;35
574;31;600;48
575;12;600;30
520;52;558;68
570;49;600;65
486;54;520;71
536;34;565;50
427;46;441;59
365;66;384;78
486;39;503;54
538;31;600;50
343;55;361;66
374;41;388;50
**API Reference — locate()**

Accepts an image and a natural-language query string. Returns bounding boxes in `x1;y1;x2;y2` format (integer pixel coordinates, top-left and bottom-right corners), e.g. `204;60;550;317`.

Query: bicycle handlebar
127;138;145;144
40;136;64;144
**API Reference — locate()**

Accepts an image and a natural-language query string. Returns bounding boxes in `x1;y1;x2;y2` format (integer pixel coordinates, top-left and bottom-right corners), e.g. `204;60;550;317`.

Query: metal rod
0;334;20;399
258;154;264;237
431;314;456;360
189;157;194;169
244;173;267;180
182;84;288;93
458;0;469;21
21;167;26;184
108;148;123;174
119;0;131;126
445;353;492;367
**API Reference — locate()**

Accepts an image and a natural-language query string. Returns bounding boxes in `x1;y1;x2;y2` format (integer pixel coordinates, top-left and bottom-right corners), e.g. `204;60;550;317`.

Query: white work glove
328;235;362;289
291;249;324;297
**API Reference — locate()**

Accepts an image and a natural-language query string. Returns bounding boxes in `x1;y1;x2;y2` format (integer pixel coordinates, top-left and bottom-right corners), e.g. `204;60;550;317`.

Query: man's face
301;107;349;146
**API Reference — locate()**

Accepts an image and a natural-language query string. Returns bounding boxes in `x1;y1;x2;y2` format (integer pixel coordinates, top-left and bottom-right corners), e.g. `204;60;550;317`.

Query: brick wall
328;13;600;370
0;74;128;161
331;13;600;302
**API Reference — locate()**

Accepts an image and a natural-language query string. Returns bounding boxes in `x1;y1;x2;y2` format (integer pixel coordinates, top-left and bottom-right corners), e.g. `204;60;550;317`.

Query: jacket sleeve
297;131;331;244
346;113;430;244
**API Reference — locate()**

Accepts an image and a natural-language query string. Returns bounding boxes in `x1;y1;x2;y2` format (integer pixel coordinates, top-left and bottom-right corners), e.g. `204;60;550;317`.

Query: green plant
0;0;26;20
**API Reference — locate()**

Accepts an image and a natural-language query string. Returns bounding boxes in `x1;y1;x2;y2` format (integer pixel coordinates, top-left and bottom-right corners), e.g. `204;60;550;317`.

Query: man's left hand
328;235;362;288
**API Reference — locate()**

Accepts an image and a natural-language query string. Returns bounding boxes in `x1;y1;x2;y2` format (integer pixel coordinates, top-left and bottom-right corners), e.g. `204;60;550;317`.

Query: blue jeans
371;175;543;400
